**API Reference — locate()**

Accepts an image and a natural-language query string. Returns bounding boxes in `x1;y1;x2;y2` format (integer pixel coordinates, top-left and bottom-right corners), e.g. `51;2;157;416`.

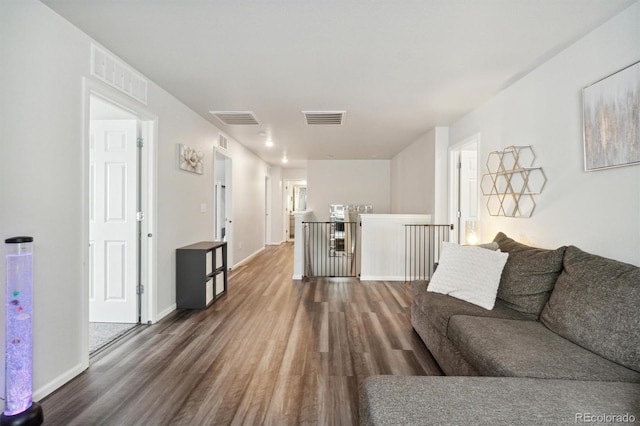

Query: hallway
42;243;441;425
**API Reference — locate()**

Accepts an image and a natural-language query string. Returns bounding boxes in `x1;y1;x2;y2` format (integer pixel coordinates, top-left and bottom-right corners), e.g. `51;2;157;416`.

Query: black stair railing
404;224;453;282
303;221;358;277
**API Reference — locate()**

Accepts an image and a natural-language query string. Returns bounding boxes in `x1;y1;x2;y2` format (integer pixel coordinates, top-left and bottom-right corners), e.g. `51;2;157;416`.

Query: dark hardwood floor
42;243;441;425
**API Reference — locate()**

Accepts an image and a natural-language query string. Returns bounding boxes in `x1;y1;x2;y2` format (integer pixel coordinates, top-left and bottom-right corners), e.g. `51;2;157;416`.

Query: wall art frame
179;144;204;175
582;60;640;171
480;145;546;218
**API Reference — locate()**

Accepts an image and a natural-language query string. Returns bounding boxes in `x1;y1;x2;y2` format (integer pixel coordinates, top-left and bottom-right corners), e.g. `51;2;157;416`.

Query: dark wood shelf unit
176;241;227;309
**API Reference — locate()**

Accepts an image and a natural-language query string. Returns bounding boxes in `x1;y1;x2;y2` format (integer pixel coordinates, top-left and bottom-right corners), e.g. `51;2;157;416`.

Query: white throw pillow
427;242;509;310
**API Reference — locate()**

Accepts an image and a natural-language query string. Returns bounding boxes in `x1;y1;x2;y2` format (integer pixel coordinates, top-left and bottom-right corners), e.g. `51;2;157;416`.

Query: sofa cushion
360;376;640;426
410;300;480;376
427;242;509;309
540;245;640;373
410;281;532;338
493;232;566;317
447;316;640;382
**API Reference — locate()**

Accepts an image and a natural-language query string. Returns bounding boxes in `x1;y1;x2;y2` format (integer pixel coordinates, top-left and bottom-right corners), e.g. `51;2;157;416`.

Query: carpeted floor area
89;322;138;353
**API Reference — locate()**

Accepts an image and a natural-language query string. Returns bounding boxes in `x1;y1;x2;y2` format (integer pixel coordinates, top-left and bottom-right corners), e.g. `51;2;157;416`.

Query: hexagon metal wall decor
481;145;546;218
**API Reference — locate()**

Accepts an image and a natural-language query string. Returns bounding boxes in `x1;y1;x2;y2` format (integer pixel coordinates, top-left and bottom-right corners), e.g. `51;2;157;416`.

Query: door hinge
137;212;145;221
137;284;144;295
137;138;144;148
456;211;462;218
457;162;462;170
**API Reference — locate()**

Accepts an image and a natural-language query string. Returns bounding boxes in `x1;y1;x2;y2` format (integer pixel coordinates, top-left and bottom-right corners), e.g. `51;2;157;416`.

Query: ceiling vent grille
302;111;345;125
91;44;148;105
209;111;259;125
218;134;228;150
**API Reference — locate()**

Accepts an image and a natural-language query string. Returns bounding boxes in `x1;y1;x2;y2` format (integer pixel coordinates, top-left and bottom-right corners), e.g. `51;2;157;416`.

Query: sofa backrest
540;245;640;373
493;232;566;318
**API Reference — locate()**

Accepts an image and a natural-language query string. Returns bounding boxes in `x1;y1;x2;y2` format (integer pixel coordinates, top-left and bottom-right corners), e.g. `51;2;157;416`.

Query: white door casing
224;156;233;267
459;149;478;243
215;181;225;240
214;149;233;267
449;135;479;244
89;119;138;323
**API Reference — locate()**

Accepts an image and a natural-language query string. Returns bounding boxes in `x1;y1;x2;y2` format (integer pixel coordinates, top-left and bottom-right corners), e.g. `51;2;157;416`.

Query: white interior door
90;119;138;323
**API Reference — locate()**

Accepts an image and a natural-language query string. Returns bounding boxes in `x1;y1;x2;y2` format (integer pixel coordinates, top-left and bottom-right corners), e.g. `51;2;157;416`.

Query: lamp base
0;403;43;426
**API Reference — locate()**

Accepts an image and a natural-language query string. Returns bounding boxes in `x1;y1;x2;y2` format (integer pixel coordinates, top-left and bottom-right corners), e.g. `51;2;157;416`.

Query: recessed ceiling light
258;131;266;137
266;139;274;148
282;156;288;164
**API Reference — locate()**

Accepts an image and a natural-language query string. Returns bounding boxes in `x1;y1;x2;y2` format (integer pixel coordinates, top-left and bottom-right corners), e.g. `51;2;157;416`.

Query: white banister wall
293;210;315;279
360;214;432;281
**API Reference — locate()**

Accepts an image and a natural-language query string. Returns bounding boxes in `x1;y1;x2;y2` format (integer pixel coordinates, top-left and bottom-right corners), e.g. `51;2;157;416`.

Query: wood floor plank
41;243;441;425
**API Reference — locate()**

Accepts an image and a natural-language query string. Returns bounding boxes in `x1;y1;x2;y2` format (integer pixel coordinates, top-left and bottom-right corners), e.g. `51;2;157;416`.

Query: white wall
360;214;432;281
391;130;436;214
225;138;270;266
282;168;307;181
433;127;450;223
268;167;284;244
447;2;640;265
153;96;218;317
391;127;449;222
0;0;269;399
1;0;89;401
307;160;391;221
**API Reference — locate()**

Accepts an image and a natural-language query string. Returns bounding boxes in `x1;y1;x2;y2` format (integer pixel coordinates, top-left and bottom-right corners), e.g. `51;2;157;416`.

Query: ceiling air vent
218;134;228;150
209;111;259;125
302;111;345;125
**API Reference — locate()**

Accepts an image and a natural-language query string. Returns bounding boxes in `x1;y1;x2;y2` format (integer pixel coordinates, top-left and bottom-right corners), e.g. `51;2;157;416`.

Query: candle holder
2;237;43;426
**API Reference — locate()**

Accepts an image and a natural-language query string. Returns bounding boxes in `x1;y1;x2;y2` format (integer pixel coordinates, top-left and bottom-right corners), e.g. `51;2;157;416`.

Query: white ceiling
42;0;636;169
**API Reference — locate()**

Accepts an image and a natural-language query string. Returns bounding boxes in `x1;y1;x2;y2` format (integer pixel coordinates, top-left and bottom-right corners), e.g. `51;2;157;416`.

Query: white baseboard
359;275;405;281
156;304;176;323
34;362;86;401
292;274;303;280
34;302;177;400
232;246;265;269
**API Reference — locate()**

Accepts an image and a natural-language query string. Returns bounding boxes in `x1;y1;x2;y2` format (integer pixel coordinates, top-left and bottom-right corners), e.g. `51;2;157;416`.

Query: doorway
214;150;233;267
450;135;479;244
284;180;307;241
88;95;141;353
84;83;157;360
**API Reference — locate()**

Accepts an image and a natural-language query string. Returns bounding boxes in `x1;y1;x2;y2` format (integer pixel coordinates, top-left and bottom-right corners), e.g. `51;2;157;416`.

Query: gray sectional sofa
361;232;640;425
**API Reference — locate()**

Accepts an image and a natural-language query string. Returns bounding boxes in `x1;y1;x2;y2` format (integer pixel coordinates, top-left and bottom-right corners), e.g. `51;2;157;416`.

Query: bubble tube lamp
1;237;43;426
